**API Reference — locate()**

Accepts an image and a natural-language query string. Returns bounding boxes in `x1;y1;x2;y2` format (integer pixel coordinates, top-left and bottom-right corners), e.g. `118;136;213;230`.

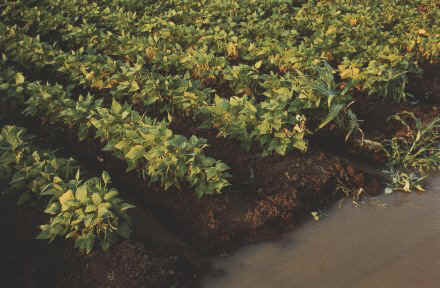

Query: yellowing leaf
415;185;425;192
59;190;74;209
86;71;95;80
97;204;109;217
338;65;360;79
311;211;320;221
129;80;140;92
417;29;427;36
125;145;144;160
326;25;337;35
145;47;156;59
106;79;118;89
53;183;64;191
254;60;263;69
85;205;97;213
76;185;88;203
114;140;129;150
15;73;25;85
184;92;197;100
92;193;102;205
403;180;410;192
92;79;105;89
89;118;101;129
226;42;238;57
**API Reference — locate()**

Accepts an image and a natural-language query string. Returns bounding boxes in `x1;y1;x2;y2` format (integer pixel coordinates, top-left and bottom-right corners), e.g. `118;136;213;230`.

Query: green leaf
36;231;51;240
104;189;119;200
89;118;101;129
327;91;336;108
39;224;49;231
85;234;96;254
125;145;144;160
101;171;111;185
92;193;102;205
114;140;129;150
75;184;88;203
129;80;140;92
120;203;135;212
84;214;94;227
121;111;130;119
44;202;60;215
71;219;82;225
53;176;63;184
275;143;287;155
318;104;345;130
0;83;9;90
293;139;308;152
97;205;109;217
75;208;85;217
53;183;64;191
111;99;122;114
216;162;230;172
40;187;56;196
85;204;97;213
65;231;78;240
102;143;114;152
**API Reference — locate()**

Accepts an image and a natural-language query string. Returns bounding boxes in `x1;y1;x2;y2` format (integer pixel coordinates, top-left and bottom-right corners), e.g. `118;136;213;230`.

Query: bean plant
0;125;134;253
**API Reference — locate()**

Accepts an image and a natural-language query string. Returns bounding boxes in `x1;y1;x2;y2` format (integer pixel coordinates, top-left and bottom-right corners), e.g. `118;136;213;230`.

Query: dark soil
56;240;195;288
1;193;198;288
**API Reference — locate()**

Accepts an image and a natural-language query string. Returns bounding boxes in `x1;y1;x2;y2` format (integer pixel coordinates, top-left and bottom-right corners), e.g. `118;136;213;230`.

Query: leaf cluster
381;111;440;193
2;0;438;157
0;61;231;198
0;125;135;253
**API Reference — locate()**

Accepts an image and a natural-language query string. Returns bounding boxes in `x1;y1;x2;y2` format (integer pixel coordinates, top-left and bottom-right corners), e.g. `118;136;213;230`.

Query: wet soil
202;174;440;288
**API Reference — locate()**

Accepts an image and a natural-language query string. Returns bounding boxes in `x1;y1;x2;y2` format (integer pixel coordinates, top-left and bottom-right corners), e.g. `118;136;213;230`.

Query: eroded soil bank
0;122;377;288
202;174;440;288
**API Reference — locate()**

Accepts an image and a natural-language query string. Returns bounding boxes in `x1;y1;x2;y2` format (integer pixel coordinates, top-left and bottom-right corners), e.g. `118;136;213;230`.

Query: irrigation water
203;174;440;288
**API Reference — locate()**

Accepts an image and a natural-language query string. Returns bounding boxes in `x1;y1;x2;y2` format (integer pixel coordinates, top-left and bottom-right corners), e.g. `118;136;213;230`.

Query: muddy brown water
202;175;440;288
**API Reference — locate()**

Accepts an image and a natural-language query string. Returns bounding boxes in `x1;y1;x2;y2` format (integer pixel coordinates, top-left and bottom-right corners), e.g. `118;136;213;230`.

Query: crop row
0;57;231;198
15;0;437;93
4;0;437;96
0;124;135;253
1;0;438;156
0;22;313;155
